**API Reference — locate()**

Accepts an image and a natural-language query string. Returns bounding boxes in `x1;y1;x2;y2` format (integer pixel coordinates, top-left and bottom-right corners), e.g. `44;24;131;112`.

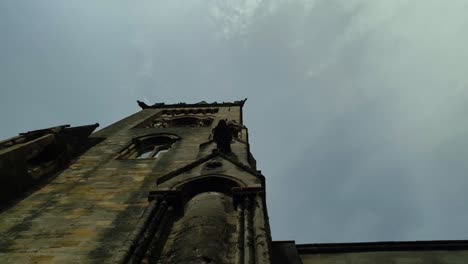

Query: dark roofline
137;98;247;109
295;240;468;254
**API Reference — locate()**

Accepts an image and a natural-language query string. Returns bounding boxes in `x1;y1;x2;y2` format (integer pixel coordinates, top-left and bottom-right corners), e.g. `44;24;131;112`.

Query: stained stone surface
0;106;245;263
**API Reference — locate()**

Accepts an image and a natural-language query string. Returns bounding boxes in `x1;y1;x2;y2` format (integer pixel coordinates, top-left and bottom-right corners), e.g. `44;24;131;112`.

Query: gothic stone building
0;100;467;263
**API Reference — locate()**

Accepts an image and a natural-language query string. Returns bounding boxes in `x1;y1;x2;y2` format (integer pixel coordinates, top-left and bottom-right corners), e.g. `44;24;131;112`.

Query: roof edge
137;98;247;109
296;240;468;254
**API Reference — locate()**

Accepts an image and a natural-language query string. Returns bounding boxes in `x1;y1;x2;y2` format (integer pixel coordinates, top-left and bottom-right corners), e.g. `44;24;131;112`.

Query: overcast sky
2;0;468;244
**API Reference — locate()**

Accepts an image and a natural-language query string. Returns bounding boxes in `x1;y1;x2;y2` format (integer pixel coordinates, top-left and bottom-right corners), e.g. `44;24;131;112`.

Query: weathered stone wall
0;124;99;205
300;250;468;264
0;105;252;263
158;192;237;264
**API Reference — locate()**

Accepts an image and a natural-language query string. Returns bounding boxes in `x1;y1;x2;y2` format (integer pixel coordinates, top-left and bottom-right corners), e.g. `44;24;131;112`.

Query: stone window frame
135;108;219;128
117;134;180;160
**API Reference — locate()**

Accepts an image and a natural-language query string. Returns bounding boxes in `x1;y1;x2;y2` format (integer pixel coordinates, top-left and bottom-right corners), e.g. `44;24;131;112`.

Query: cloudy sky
2;0;468;243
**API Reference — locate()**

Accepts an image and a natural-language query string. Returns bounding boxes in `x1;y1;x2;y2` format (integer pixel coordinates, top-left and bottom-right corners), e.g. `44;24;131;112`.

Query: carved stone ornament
213;120;233;153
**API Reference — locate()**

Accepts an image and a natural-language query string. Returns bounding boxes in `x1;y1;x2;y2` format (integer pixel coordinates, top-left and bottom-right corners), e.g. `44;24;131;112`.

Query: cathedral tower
0;100;273;263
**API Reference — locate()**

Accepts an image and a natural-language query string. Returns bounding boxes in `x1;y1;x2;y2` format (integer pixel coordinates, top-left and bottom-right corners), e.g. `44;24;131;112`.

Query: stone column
159;192;236;264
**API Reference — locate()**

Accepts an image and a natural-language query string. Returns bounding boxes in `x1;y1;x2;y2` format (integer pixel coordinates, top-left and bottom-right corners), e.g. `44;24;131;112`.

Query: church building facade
0;100;467;263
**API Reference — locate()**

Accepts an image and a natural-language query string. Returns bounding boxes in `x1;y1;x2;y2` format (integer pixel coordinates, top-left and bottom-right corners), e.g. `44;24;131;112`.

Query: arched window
118;134;179;159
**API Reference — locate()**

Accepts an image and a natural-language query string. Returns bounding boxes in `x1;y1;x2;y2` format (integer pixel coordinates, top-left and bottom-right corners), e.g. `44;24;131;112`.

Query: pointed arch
173;174;246;205
117;133;180;159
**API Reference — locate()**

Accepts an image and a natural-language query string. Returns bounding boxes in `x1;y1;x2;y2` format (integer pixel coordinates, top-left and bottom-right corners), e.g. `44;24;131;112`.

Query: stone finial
137;100;149;109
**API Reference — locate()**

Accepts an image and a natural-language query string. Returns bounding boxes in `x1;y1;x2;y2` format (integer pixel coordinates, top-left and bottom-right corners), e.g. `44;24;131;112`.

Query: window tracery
146;116;213;128
161;108;218;116
137;108;218;128
118;134;179;159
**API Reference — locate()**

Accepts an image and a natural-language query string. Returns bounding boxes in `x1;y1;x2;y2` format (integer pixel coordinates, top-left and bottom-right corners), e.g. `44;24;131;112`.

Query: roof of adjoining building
292;240;468;254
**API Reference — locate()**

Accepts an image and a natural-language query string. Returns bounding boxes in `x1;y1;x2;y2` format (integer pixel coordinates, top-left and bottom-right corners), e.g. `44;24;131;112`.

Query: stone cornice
137;98;247;109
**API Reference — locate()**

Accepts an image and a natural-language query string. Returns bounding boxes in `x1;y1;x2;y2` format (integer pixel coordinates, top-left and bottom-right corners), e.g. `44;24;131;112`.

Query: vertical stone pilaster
253;193;271;264
244;195;254;264
147;206;174;264
125;199;169;264
236;195;245;264
112;200;158;264
235;191;271;264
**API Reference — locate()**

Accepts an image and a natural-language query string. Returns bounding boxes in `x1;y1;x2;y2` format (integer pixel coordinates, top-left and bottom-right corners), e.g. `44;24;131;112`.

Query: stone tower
0;99;273;263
